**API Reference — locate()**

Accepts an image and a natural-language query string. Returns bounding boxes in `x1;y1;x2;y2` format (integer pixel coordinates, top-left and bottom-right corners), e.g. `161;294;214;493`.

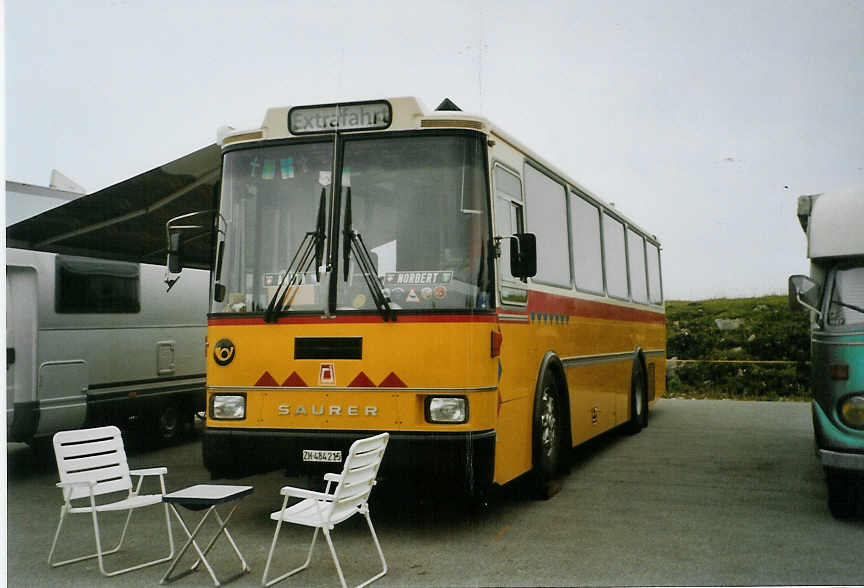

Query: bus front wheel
532;371;564;499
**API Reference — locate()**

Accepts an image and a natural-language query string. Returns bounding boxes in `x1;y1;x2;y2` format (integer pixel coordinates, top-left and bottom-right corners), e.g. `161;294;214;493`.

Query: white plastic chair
262;432;389;588
48;425;175;577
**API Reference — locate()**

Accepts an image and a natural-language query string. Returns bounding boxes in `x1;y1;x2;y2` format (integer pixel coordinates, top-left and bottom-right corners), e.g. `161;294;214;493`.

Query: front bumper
819;450;864;472
812;400;864;472
203;427;496;494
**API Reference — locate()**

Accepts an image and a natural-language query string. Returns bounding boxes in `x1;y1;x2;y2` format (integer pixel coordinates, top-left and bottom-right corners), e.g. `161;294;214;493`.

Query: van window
56;256;141;313
602;213;628;299
524;164;571;287
827;265;864;327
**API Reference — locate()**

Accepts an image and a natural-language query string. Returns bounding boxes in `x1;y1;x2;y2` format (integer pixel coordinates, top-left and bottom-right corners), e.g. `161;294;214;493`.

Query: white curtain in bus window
646;242;663;304
602;213;628;299
828;266;864;327
524;165;571;287
569;193;604;294
627;230;648;303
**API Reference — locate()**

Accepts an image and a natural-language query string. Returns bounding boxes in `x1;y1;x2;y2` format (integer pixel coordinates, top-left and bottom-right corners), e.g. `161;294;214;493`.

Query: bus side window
493;165;527;303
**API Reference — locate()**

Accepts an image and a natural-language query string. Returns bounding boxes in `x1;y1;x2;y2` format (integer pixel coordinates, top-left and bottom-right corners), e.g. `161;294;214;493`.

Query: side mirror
167;230;184;274
213;283;226;303
788;274;822;315
510;232;537;280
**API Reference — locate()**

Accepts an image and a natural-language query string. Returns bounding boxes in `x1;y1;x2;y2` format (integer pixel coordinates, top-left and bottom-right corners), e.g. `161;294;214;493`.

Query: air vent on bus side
294;337;362;360
419;119;485;130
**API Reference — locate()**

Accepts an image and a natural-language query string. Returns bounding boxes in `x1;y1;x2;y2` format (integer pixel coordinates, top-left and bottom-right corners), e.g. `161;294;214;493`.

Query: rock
715;318;743;331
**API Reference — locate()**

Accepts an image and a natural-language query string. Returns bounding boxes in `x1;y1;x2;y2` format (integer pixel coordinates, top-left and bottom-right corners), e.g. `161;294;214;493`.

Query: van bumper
203;427;496;494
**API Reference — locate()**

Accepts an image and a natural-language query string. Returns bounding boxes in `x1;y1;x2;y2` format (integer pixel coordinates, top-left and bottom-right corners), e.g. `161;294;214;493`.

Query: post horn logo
213;339;236;366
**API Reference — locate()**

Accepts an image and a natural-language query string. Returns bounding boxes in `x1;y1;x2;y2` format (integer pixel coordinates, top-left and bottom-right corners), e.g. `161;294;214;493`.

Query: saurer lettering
278;404;378;416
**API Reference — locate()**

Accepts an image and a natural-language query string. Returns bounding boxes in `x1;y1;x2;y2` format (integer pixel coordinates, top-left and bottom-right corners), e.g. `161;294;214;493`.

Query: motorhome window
570;193;604;294
603;213;628;299
827;265;864;327
647;242;663;304
524;164;571;287
627;229;648;304
55;257;140;313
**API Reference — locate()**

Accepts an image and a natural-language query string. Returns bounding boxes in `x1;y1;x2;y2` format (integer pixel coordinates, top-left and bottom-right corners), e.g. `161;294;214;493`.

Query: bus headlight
425;396;468;424
839;395;864;429
211;394;246;420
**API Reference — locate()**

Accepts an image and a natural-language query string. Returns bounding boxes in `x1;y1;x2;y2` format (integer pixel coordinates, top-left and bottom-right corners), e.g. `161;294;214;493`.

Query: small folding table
160;484;253;586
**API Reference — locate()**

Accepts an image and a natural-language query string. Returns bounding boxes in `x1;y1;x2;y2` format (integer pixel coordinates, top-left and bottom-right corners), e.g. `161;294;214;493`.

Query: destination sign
289;101;392;134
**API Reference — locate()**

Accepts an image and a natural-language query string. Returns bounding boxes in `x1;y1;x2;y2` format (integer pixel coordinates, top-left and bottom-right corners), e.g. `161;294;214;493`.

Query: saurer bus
789;187;864;518
167;97;666;496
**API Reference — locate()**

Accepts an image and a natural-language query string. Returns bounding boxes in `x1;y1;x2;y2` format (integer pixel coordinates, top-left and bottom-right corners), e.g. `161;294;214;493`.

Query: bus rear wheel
532;372;564;499
625;359;648;435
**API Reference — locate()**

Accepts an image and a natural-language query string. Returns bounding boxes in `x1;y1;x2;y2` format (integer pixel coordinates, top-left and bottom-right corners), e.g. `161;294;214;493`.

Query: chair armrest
280;486;333;501
323;473;343;483
129;467;168;476
57;480;96;489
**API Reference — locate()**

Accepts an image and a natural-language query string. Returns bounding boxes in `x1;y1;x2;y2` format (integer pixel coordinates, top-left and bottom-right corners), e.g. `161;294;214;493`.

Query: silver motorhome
6;247;208;447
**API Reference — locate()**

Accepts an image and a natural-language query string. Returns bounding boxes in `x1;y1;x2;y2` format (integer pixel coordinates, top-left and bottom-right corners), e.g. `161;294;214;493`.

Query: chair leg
323;528;349;588
47;506;67;566
262;521;320;587
357;512;388;588
48;503;174;576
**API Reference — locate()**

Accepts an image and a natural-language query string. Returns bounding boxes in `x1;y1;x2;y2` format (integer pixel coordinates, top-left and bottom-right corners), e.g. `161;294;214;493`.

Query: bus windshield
827;265;864;328
337;134;491;312
214;133;492;314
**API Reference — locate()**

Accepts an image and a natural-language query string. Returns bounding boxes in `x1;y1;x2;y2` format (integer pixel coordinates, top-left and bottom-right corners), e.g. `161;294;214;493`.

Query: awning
6;143;221;270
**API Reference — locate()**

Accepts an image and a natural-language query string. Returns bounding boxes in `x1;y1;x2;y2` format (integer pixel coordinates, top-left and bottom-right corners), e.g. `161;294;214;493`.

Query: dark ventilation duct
435;98;462;112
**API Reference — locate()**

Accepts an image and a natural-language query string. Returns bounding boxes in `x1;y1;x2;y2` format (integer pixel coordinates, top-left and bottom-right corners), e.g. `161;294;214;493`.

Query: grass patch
665;296;810;401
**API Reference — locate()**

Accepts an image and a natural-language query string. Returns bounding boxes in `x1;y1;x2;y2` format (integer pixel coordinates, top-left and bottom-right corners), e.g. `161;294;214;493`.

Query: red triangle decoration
378;372;406;388
255;371;279;386
282;372;307;387
348;372;376;387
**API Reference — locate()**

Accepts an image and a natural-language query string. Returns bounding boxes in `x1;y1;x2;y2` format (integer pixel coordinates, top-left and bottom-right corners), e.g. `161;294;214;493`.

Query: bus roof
221;97;661;246
804;186;864;259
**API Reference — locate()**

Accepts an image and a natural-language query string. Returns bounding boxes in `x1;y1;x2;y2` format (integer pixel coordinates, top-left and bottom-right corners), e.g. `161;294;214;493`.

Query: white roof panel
808;186;864;258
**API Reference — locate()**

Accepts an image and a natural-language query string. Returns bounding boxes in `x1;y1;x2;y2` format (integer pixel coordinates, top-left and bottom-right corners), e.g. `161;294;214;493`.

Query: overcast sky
5;0;864;300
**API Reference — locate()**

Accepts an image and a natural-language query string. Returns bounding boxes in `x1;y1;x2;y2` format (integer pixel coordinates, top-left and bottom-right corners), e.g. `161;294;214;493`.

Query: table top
163;484;254;508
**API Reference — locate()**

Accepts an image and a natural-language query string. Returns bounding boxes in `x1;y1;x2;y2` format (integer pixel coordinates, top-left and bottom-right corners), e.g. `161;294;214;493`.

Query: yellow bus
168;97;666;496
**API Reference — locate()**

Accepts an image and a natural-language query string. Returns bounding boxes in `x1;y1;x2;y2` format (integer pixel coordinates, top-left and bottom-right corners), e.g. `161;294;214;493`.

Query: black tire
532;371;564;499
625;360;648;435
151;400;184;445
826;469;858;519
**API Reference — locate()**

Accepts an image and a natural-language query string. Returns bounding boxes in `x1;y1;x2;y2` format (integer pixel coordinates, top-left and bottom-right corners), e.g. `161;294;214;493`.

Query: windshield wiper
831;299;864;315
342;187;395;321
264;188;327;323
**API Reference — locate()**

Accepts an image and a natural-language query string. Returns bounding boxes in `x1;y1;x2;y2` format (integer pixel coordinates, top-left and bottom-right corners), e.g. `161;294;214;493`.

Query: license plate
302;449;342;463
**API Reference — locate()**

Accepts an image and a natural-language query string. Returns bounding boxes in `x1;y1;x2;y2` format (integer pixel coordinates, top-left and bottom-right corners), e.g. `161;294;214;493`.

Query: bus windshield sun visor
342;186;395;321
264;188;328;323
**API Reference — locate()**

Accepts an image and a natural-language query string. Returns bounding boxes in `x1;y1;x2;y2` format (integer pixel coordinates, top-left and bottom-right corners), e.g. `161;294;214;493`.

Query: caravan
6;248;207;448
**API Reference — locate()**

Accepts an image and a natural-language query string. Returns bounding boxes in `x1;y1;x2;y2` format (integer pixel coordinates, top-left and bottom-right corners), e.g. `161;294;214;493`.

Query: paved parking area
7;399;864;586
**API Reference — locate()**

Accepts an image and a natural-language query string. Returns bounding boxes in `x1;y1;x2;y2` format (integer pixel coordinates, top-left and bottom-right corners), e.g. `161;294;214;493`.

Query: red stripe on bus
208;314;498;326
527;291;666;324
